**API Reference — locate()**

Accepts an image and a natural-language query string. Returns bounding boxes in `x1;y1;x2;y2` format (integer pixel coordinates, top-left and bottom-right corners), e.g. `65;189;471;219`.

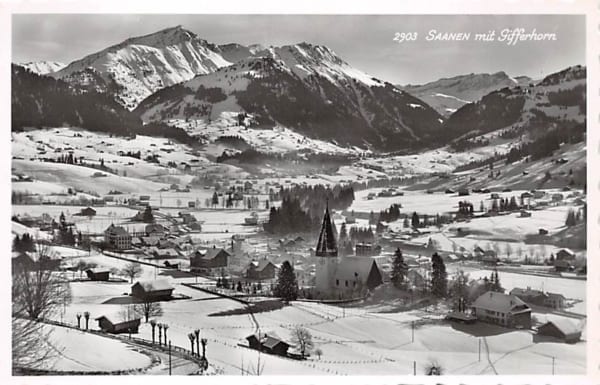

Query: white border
0;1;598;384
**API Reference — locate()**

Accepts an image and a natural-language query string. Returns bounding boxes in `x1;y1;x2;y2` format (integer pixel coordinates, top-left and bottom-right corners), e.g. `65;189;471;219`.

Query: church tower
315;201;338;296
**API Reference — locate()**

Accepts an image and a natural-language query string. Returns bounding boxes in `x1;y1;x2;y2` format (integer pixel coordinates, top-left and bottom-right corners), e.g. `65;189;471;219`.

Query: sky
12;14;585;85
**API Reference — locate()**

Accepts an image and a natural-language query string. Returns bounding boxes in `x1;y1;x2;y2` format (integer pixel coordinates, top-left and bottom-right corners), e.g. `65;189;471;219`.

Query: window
345;280;348;287
336;279;339;286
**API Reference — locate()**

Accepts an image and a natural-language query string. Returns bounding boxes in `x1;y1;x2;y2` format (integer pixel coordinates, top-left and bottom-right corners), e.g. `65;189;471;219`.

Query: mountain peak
120;25;206;49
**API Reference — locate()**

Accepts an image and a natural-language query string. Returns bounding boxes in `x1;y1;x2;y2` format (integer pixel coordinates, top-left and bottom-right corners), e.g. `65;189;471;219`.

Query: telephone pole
552;356;555;375
169;340;172;375
411;321;415;343
478;339;481;362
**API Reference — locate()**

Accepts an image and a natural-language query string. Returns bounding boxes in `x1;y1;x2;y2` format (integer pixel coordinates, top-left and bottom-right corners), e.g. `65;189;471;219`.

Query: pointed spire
315;201;338;257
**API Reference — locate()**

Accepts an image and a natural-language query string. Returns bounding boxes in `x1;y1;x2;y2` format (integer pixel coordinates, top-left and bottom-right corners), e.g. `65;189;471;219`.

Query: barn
246;332;291;357
537;319;582;343
86;268;110;281
95;316;141;334
131;279;174;301
245;260;277;280
190;247;230;272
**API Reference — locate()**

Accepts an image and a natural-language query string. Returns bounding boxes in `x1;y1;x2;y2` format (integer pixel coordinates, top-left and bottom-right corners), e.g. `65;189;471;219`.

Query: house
95;316;141;334
152;248;180;259
472;291;532;329
131;279;174;301
554;259;573;272
538;228;548;235
519;210;532;218
544;293;566;309
510;287;547;306
190;247;230;272
104;224;132;250
178;212;197;225
246;260;277;280
537;319;582;343
79;207;96;217
481;251;499;265
86;268;110;281
245;332;291;357
141;236;161;247
556;248;576;260
355;243;381;257
145;223;168;237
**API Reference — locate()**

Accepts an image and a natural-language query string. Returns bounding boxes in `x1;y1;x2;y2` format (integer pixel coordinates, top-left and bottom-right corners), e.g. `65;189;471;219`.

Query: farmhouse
104;224;132;250
509;287;547;306
79;207;96;217
131;279;174;301
190;247;230;272
95;316;141;334
246;332;291;357
86;268;110;281
472;291;532;329
246;260;277;280
556;248;576;260
537;319;582;343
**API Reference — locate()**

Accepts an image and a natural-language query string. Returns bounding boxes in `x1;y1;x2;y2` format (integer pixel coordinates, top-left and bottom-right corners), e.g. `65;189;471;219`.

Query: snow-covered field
39;324;153;372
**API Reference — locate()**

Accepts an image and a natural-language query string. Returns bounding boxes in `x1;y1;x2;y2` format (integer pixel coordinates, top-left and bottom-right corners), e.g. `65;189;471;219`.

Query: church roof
315;203;338;257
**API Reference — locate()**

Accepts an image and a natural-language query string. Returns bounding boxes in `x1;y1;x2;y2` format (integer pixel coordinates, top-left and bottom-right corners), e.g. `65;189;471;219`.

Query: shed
537;319;582;343
86;268;110;281
245;332;291;357
131;279;174;301
95;316;141;334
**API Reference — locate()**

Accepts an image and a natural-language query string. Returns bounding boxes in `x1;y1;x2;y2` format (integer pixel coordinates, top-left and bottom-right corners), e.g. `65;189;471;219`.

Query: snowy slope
19;61;66;75
402;72;531;117
53;26;232;110
136;47;444;151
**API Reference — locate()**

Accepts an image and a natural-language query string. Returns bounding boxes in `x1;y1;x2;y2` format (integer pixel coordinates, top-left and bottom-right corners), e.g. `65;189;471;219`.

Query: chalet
145;223;168;237
131;279;174;301
556;248;576;260
246;332;291;357
79;207;96;217
152;248;180;259
245;260;277;280
190;247;230;272
355;243;381;257
554;259;573;272
510;287;547;306
544;293;566;309
95;316;141;334
104;224;132;250
537;319;582;343
472;291;531;329
86;268;110;281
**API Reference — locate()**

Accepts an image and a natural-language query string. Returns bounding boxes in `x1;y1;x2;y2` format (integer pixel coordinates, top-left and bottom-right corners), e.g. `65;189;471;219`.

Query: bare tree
134;300;163;323
291;326;314;358
121;262;142;283
12;243;71;371
315;348;323;360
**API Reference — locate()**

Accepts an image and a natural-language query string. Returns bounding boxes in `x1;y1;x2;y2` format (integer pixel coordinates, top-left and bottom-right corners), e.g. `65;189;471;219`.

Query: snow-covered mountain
443;65;585;142
19;61;66;75
136;43;444;151
52;26;232;110
401;72;532;117
217;43;265;63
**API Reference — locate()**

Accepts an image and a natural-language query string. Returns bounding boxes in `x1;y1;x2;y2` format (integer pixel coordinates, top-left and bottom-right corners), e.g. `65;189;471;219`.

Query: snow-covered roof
541;318;582;336
133;279;173;292
333;256;380;282
472;291;530;314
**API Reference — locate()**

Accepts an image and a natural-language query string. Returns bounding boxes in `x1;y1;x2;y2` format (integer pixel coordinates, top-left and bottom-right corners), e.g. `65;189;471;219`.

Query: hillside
401;72;532;117
19;61;66;75
136;44;444;151
52;26;232;110
443;65;585;144
11;65;196;144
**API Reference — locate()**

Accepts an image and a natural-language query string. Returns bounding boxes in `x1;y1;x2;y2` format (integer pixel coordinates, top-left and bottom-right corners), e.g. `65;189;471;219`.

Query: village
12;168;587;375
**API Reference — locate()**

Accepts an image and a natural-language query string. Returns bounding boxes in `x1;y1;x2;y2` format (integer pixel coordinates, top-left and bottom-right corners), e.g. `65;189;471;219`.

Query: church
314;204;383;299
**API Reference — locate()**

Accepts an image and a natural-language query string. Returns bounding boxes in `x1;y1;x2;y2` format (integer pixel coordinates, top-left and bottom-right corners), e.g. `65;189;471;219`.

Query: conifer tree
390;248;408;289
430;252;447;298
274;261;298;302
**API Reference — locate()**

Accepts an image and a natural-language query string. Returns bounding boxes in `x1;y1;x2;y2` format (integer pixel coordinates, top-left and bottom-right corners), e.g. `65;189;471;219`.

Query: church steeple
315;201;338;257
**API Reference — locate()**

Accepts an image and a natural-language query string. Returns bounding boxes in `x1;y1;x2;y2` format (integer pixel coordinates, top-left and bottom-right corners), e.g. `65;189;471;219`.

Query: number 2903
393;32;418;43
